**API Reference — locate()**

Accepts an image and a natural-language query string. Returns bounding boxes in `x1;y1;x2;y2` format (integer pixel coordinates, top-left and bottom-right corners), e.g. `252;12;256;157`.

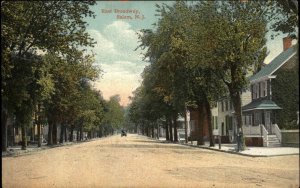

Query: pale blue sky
85;1;296;106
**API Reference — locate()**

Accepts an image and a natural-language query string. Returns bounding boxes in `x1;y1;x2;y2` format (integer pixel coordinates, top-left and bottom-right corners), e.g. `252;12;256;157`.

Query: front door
265;111;271;134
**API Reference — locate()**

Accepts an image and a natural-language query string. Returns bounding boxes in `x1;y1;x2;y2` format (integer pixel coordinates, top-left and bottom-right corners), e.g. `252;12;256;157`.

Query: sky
84;1;297;107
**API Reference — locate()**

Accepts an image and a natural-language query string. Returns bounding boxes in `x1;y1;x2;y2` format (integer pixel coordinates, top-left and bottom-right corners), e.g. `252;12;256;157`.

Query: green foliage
1;1;96;94
0;1;112;147
185;1;270;134
269;0;298;38
272;67;299;130
103;95;125;130
133;1;279;143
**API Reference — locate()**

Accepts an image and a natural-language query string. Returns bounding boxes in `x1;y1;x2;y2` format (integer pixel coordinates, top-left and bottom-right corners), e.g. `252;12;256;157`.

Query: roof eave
249;51;296;84
250;75;276;84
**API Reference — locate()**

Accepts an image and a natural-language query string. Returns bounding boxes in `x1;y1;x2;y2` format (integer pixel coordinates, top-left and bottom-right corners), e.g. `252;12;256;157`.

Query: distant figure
121;129;127;137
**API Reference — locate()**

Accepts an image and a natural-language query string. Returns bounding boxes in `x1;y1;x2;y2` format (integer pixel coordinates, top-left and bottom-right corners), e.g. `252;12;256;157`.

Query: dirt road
2;134;299;188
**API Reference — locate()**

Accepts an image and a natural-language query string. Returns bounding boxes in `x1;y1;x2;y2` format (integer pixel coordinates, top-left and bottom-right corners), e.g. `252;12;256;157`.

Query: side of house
241;37;298;147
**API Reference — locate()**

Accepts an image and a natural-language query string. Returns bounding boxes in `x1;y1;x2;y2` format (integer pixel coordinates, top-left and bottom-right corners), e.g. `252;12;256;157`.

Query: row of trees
127;1;298;148
1;1;124;151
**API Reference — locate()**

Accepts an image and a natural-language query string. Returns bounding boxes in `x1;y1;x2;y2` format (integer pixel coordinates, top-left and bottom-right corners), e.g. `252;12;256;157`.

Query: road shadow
133;140;167;144
104;143;194;150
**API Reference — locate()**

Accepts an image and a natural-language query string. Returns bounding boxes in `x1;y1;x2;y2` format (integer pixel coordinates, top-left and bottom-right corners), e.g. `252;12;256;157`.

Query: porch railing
273;124;282;143
260;124;268;147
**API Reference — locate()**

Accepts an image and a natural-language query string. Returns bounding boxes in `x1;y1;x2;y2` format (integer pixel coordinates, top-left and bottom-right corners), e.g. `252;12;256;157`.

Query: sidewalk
2;138;101;157
159;137;299;157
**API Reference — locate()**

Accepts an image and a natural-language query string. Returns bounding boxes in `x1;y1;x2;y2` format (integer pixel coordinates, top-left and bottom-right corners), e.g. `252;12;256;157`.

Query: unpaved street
2;134;299;188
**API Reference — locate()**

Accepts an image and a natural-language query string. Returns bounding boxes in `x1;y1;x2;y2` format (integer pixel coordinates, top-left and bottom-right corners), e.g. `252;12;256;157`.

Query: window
225;100;228;111
221;101;224;112
256;84;259;98
229;100;233;110
252;84;256;99
244;115;252;126
260;81;267;97
254;112;260;126
265;81;268;97
215;117;218;129
247;115;252;126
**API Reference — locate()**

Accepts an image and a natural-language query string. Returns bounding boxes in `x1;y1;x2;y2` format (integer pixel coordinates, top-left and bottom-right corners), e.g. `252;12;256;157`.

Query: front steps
267;134;281;147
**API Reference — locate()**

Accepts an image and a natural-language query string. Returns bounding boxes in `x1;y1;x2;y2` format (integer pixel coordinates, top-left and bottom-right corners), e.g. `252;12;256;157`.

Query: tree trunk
184;108;188;144
173;113;178;142
37;123;41;147
64;126;67;142
101;127;104;137
197;103;204;145
31;125;35;142
165;118;170;141
48;122;53;145
2;108;8;151
80;126;83;140
151;126;154;138
204;99;214;147
21;124;27;150
168;117;173;142
36;104;42;147
53;122;57;145
8;123;13;147
146;127;148;136
70;125;74;142
59;123;64;143
230;89;245;150
157;123;160;139
77;130;80;141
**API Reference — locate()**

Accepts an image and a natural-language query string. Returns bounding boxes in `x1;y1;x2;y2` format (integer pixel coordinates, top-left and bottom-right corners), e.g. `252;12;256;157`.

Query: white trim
243;107;282;112
251;52;296;83
269;52;296;75
251;75;276;84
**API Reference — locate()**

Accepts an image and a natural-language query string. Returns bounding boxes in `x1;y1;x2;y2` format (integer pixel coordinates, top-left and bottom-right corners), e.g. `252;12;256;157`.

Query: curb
2;136;112;158
187;144;299;157
153;137;299;157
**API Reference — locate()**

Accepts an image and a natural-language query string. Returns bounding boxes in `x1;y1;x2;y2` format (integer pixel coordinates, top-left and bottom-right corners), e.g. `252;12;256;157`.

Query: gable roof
249;46;296;83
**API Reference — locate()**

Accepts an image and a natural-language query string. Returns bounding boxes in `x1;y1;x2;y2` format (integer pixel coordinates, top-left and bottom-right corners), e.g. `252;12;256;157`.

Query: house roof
249;46;296;82
242;100;282;112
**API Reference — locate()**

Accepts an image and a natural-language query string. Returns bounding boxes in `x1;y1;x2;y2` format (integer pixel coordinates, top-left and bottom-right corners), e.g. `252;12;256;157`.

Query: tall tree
137;2;193;142
188;1;270;149
103;95;125;133
1;1;96;150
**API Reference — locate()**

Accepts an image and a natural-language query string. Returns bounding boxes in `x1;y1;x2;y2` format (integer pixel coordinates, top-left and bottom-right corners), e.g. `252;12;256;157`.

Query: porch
243;124;281;147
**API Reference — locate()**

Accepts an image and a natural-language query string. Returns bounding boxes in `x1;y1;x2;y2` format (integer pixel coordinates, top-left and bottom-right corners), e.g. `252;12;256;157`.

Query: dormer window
259;81;268;97
265;81;268;96
260;81;264;97
252;84;257;99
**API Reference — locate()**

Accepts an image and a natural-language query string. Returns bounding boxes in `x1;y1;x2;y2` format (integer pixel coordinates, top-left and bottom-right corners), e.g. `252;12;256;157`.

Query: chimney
283;36;292;51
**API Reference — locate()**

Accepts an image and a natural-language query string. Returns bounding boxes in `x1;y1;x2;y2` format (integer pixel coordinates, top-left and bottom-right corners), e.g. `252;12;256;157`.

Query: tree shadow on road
132;140;167;144
104;144;194;150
